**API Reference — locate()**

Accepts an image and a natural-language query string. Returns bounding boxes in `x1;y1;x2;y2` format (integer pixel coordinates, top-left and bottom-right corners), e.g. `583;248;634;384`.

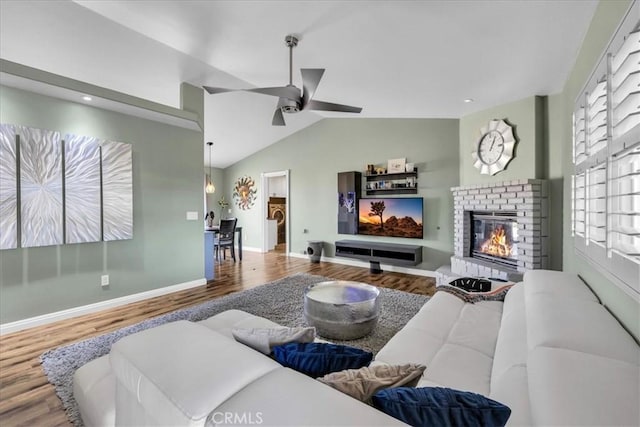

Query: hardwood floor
0;251;435;426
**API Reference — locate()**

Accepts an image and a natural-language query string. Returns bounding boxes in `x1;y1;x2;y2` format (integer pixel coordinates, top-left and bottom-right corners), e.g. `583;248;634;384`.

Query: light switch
186;211;198;220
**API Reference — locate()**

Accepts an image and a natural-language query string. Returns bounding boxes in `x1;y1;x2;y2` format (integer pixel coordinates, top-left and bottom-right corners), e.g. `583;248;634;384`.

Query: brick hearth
437;179;549;285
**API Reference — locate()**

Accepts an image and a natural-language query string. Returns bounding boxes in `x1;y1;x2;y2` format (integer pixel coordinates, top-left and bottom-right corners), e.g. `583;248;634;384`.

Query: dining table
204;226;243;281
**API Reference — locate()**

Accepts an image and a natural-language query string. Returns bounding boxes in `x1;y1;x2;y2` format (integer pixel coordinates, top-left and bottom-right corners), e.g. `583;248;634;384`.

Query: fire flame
480;225;513;258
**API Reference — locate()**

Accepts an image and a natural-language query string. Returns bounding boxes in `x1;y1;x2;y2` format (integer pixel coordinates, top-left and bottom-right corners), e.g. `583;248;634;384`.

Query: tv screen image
358;197;423;238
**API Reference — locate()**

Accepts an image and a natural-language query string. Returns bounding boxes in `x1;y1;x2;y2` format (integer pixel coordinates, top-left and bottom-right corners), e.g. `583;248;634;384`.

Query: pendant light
205;141;216;194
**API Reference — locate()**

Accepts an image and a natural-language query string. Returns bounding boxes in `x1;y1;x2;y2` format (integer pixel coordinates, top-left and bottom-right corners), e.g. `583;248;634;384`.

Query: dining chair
215;218;238;262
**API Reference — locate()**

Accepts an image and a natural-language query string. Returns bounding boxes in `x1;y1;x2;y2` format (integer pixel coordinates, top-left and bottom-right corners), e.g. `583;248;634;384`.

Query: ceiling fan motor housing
281;98;301;114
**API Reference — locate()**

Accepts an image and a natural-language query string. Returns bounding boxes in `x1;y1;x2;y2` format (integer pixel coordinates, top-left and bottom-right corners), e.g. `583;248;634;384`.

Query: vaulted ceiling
0;1;598;168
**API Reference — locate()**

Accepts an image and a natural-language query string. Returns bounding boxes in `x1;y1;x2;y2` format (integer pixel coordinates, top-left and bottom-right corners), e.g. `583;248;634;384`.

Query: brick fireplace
438;179;549;284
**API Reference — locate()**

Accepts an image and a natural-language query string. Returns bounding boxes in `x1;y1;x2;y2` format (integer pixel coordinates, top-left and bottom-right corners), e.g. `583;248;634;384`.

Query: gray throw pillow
232;327;316;354
318;363;426;403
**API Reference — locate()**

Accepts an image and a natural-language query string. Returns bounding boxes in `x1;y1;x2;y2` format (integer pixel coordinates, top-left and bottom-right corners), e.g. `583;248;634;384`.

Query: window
572;2;639;299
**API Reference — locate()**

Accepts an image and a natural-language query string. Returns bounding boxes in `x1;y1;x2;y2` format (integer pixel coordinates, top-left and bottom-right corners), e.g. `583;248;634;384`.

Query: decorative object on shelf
472;119;517;175
218;196;230;220
233;176;257;210
366;164;375;175
205;141;215;194
387;158;406;174
205;211;215;228
364;167;419;195
375;167;386;175
405;162;415;173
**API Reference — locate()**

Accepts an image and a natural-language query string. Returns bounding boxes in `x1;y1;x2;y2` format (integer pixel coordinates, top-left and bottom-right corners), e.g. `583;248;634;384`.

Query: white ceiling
0;1;598;168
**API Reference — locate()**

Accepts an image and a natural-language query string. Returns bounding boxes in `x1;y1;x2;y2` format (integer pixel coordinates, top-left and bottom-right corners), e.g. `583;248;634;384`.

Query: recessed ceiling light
464;98;474;103
82;95;92;102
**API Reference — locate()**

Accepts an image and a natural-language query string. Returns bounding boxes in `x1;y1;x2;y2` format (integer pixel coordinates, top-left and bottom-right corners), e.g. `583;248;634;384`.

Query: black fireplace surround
470;211;519;269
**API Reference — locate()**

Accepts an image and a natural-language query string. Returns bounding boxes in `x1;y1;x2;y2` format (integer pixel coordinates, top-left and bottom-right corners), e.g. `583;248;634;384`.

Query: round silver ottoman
304;281;381;340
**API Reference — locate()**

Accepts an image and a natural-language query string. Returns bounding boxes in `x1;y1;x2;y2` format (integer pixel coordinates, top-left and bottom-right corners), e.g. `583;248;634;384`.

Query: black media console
335;240;422;273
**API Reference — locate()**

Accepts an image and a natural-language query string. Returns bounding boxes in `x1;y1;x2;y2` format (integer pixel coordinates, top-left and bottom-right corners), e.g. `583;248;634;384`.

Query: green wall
223;118;459;271
553;0;639;340
459;96;546;186
0;85;205;323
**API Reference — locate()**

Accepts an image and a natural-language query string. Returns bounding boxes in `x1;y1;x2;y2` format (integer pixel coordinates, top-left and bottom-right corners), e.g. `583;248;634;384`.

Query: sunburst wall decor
233;175;257;210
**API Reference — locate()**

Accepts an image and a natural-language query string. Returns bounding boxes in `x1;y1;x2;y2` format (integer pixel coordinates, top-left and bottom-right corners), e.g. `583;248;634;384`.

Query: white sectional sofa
74;270;640;426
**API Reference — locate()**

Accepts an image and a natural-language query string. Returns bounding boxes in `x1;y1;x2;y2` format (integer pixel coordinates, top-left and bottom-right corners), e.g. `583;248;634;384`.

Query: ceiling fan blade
203;86;239;95
301;68;325;107
245;86;300;100
272;108;286;126
305;100;362;113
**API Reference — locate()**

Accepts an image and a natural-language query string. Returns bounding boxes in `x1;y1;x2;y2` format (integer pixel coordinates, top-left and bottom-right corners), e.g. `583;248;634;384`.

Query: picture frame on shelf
387;158;406;173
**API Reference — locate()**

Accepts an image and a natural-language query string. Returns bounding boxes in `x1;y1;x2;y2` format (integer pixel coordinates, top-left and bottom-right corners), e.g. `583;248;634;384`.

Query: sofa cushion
523;270;598;302
272;342;373;377
372;387;511;427
375;291;503;396
198;308;282;339
525;295;640;365
212;367;406;426
490;282;532;426
73;354;115;427
231;327;316;354
318;363;426;402
527;346;640;426
110;320;281;425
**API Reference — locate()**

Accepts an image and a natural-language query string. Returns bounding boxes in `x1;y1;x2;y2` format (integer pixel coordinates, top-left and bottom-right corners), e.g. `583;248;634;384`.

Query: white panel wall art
102;140;133;241
65;134;102;244
0;124;18;250
0;124;134;251
18;126;63;248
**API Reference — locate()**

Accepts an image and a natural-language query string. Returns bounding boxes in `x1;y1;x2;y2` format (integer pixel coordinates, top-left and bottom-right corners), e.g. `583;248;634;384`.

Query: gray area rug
40;273;430;426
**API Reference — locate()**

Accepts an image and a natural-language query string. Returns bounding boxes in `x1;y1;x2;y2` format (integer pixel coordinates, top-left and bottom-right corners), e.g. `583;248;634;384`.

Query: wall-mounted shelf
364;168;418;195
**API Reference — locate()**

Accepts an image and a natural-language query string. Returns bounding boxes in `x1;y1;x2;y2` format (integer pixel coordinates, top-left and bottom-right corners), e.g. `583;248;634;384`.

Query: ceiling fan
203;35;362;126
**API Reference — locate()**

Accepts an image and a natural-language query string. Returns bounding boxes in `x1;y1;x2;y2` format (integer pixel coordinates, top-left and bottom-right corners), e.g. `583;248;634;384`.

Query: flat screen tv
358;197;423;238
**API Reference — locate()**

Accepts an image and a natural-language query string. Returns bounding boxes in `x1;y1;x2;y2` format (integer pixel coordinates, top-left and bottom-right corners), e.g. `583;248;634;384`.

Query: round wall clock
471;119;517;175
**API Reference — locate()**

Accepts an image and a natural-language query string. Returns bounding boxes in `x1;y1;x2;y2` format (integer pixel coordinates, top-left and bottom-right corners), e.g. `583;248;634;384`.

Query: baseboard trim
0;277;207;336
287;252;437;277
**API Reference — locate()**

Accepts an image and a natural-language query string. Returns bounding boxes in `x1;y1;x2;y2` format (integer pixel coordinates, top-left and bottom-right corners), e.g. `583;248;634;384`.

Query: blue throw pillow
372;387;511;427
272;342;373;378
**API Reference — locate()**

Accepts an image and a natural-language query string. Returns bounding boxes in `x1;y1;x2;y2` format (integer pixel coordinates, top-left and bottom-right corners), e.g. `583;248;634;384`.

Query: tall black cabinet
337;171;361;235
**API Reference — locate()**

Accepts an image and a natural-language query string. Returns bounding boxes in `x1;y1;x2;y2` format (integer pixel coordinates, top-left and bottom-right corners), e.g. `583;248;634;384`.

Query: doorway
261;170;290;254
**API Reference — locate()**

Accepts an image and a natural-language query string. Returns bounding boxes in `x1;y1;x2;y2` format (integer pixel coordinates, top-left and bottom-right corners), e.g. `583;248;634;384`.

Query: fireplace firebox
470;212;519;269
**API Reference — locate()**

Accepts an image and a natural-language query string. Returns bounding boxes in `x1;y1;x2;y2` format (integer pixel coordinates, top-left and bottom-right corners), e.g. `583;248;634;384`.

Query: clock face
471;119;517;175
478;130;505;165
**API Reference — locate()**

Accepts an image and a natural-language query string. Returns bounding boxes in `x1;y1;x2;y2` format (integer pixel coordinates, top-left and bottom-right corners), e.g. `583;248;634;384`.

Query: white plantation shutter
610;145;640;260
587;164;607;245
572;2;639;299
573;106;586;164
611;30;639;140
587;79;608;156
574;172;586;237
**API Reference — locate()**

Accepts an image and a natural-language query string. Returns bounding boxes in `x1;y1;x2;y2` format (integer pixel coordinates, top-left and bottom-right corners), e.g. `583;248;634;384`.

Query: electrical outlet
101;275;109;287
228;208;232;213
